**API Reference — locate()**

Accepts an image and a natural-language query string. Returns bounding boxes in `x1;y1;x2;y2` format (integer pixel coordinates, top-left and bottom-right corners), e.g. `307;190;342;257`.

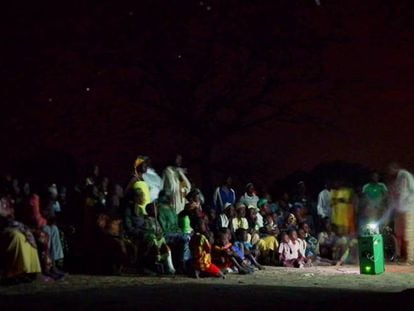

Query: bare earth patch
1;265;413;310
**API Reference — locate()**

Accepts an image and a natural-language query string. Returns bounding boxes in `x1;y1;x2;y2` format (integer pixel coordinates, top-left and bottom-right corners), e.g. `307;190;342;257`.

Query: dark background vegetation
2;0;414;196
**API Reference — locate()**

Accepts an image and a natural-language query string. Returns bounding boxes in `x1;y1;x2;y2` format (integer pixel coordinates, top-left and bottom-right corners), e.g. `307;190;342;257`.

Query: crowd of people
1;155;413;285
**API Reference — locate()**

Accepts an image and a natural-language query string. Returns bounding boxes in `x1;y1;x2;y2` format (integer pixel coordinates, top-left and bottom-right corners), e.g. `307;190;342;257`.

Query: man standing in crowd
162;154;191;214
387;163;414;264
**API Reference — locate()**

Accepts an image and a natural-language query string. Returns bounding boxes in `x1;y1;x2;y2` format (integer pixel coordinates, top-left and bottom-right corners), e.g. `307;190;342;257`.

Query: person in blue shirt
212;176;236;214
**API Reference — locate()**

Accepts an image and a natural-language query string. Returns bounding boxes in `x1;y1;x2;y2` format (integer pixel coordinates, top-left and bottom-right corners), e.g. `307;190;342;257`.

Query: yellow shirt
132;180;151;215
331;187;356;234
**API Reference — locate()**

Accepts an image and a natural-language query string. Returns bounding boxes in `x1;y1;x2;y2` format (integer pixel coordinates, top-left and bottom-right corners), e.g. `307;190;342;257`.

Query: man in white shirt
316;184;332;234
387;163;414;263
317;184;332;220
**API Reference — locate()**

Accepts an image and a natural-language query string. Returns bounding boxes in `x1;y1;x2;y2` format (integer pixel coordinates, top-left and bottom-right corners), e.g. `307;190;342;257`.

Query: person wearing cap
239;183;259;209
125;156;151;216
162;154;192;214
218;203;235;230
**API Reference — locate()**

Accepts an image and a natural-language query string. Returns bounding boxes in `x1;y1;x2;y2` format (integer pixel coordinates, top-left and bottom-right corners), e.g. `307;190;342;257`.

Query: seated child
297;228;312;267
232;203;249;232
263;213;280;236
190;218;225;279
289;229;310;267
233;228;264;270
317;218;337;260
278;230;305;268
298;223;318;256
212;230;252;274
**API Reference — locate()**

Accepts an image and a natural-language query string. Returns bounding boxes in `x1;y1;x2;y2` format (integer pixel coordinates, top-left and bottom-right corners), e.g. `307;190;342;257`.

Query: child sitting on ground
233;228;264;270
190;218;225;279
317;218;337;260
278;230;305;268
289;229;309;267
212;230;252;274
297;228;312;267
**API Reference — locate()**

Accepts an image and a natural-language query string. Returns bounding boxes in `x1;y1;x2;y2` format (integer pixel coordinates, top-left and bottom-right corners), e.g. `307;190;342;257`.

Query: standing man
387;163;414;264
361;172;388;224
162;154;191;215
212;176;236;214
317;183;332;222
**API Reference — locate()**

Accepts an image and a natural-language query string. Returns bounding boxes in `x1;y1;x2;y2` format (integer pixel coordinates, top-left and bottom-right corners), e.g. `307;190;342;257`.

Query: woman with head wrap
125;156;151;216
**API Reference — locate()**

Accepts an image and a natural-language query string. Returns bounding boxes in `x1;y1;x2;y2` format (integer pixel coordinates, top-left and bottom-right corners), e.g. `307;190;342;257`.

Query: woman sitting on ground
0;196;42;285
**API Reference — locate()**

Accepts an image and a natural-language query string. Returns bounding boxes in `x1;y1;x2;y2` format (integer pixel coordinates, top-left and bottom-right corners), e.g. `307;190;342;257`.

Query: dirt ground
1;264;413;310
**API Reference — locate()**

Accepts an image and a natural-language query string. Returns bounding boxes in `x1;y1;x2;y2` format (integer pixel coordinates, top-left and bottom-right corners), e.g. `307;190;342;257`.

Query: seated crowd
0;154;382;285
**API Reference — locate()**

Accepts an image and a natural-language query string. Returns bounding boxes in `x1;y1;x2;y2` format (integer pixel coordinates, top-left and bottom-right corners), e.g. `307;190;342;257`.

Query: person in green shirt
142;202;175;275
361;172;388;224
158;191;192;272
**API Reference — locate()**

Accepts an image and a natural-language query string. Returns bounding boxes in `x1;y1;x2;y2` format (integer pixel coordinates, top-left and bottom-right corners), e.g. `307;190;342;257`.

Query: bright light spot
366;223;379;233
86;87;90;92
48;98;53;102
364;266;372;272
206;6;212;11
177;54;182;59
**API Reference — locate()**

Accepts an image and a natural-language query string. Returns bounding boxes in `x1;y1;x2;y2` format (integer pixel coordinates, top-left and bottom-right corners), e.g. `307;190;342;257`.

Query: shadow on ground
1;282;413;310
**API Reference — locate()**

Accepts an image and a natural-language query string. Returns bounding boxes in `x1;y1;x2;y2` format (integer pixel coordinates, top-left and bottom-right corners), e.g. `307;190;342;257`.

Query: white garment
287;240;301;259
256;213;264;229
297;238;307;256
317;189;332;218
219;214;230;229
278;242;293;260
390;169;414;214
162;166;191;214
239;193;259;209
143;167;163;202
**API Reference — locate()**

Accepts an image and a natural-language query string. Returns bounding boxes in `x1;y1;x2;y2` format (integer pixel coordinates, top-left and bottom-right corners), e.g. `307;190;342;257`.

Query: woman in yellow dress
1;197;41;283
330;182;357;237
330;181;358;265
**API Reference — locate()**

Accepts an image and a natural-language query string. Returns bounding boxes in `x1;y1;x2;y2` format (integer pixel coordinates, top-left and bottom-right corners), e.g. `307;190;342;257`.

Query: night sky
2;0;414;188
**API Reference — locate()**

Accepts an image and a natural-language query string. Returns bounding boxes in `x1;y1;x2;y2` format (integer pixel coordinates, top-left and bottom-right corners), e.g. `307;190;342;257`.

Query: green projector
358;233;385;275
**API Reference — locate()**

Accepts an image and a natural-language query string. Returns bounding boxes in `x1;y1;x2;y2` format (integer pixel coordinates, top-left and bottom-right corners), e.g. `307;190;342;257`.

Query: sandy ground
1;264;413;310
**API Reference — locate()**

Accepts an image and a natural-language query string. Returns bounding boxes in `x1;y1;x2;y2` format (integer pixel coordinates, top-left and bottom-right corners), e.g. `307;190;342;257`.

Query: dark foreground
1;265;413;310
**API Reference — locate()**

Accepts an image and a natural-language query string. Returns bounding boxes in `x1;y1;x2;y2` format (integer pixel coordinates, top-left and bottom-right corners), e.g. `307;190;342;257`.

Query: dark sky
2;0;414;187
